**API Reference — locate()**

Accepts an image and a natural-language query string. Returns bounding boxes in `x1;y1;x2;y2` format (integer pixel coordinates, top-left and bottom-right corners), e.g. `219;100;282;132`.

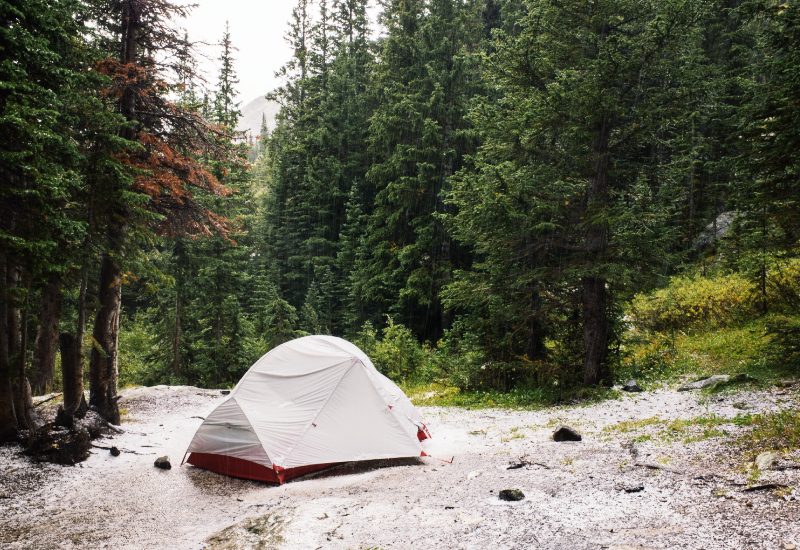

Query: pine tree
0;0;112;437
86;0;233;422
350;0;483;342
446;0;707;385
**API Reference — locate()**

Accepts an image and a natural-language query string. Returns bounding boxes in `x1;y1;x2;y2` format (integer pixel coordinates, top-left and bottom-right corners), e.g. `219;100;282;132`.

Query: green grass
738;410;800;461
605;413;761;444
620;316;799;388
603;416;665;433
402;381;620;410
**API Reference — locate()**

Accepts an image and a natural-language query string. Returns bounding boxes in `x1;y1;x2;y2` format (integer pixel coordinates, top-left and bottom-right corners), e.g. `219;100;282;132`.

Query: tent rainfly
184;335;431;483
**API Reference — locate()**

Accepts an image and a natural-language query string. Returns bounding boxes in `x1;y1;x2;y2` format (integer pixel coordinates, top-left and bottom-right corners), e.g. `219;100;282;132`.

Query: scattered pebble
552;425;582;442
498;489;525;502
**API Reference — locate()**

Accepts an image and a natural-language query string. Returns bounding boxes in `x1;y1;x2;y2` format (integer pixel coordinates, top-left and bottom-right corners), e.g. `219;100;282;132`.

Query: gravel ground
0;384;798;549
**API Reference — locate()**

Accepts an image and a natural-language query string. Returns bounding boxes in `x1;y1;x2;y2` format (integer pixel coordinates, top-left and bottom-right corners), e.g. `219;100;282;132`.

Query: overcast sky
183;1;296;106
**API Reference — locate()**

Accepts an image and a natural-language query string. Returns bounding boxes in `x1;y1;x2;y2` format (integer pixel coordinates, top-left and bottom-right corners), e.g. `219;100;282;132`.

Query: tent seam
362;365;424;449
278;360;356;465
215;396;275;467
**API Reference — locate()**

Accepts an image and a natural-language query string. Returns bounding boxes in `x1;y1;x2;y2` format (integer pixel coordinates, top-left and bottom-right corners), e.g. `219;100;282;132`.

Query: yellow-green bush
766;258;800;311
627;273;757;332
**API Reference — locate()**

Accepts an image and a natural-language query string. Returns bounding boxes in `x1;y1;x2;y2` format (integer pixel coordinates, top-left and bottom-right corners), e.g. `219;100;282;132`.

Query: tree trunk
86;0;141;425
13;285;34;430
89;253;122;424
60;333;87;418
582;115;611;386
171;286;182;379
32;275;62;395
0;252;18;441
5;259;34;431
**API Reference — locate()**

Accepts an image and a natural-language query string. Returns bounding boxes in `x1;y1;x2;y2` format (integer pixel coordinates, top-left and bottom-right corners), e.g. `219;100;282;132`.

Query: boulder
498;489;525;501
622;379;643;393
552;426;582;442
678;375;730;391
154;455;172;470
755;451;780;471
110;446;121;457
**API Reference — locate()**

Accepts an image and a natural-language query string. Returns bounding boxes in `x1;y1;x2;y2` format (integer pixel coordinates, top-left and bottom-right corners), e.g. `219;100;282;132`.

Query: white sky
183;1;296;105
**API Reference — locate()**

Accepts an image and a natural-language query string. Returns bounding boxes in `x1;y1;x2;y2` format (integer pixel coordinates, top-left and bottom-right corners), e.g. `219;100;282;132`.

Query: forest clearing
1;0;799;547
1;383;798;549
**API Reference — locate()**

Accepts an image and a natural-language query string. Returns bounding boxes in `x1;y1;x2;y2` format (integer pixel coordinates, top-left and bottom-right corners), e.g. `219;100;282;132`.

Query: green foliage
402;381;619;410
765;314;800;372
354;319;436;383
739;410;800;460
628;273;757;332
118;312;158;387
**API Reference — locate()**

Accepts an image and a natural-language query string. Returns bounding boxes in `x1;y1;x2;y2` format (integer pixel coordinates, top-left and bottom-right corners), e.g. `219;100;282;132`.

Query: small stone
552;426;582;442
622;380;643;392
498;489;525;501
621;483;645;493
783;543;796;550
755;451;780;471
110;446;120;457
154;455;172;470
220;390;231;395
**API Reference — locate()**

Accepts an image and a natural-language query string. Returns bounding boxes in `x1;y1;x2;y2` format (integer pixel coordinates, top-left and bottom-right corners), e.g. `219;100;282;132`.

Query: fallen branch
34;393;62;407
634;462;684;475
508;460;551;470
90;443;154;456
742;483;790;492
774;463;800;471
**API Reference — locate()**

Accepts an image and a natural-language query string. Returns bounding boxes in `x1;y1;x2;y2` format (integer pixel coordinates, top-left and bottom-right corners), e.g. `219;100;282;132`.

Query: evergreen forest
1;0;799;439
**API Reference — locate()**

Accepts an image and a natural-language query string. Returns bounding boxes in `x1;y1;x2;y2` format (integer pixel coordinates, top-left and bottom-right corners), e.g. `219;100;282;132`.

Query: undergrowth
402;381;619;410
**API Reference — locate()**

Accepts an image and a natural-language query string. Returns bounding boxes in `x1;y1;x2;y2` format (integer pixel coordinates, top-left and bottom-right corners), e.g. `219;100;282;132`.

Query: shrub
766;258;800;313
765;314;800;371
118;312;158;387
355;318;438;383
628;273;757;332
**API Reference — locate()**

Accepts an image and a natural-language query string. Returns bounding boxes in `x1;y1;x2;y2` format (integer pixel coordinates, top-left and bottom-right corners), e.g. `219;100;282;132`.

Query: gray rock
552;426;582;442
621;483;645;493
693;211;737;251
154;455;172;470
498;489;525;501
622;379;643;392
220;390;231;395
678;375;730;391
755;451;780;471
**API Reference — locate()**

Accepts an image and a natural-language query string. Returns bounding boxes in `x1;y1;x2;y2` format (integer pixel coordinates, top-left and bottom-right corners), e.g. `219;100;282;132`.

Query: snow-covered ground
1;384;798;549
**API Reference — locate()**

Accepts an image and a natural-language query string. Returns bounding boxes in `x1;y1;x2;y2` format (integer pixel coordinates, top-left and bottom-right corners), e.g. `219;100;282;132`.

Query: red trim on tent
417;422;431;441
186;452;333;484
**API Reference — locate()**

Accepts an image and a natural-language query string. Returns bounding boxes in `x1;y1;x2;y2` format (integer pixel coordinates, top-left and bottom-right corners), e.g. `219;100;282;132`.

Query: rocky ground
1;383;798;549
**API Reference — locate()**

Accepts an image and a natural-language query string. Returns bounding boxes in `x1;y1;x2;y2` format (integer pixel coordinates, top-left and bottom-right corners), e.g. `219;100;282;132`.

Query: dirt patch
0;385;798;549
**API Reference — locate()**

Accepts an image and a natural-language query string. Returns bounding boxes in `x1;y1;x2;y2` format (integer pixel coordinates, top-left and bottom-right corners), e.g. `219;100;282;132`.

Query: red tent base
186;452;333;484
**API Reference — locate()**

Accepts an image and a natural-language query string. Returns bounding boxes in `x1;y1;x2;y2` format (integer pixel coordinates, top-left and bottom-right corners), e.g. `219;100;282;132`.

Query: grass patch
737;410;800;461
606;413;760;444
604;416;665;433
620;316;799;386
501;427;526;442
402;381;619;410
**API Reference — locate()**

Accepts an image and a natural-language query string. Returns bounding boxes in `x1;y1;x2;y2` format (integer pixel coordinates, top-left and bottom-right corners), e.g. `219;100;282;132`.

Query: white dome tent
184;335;431;483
